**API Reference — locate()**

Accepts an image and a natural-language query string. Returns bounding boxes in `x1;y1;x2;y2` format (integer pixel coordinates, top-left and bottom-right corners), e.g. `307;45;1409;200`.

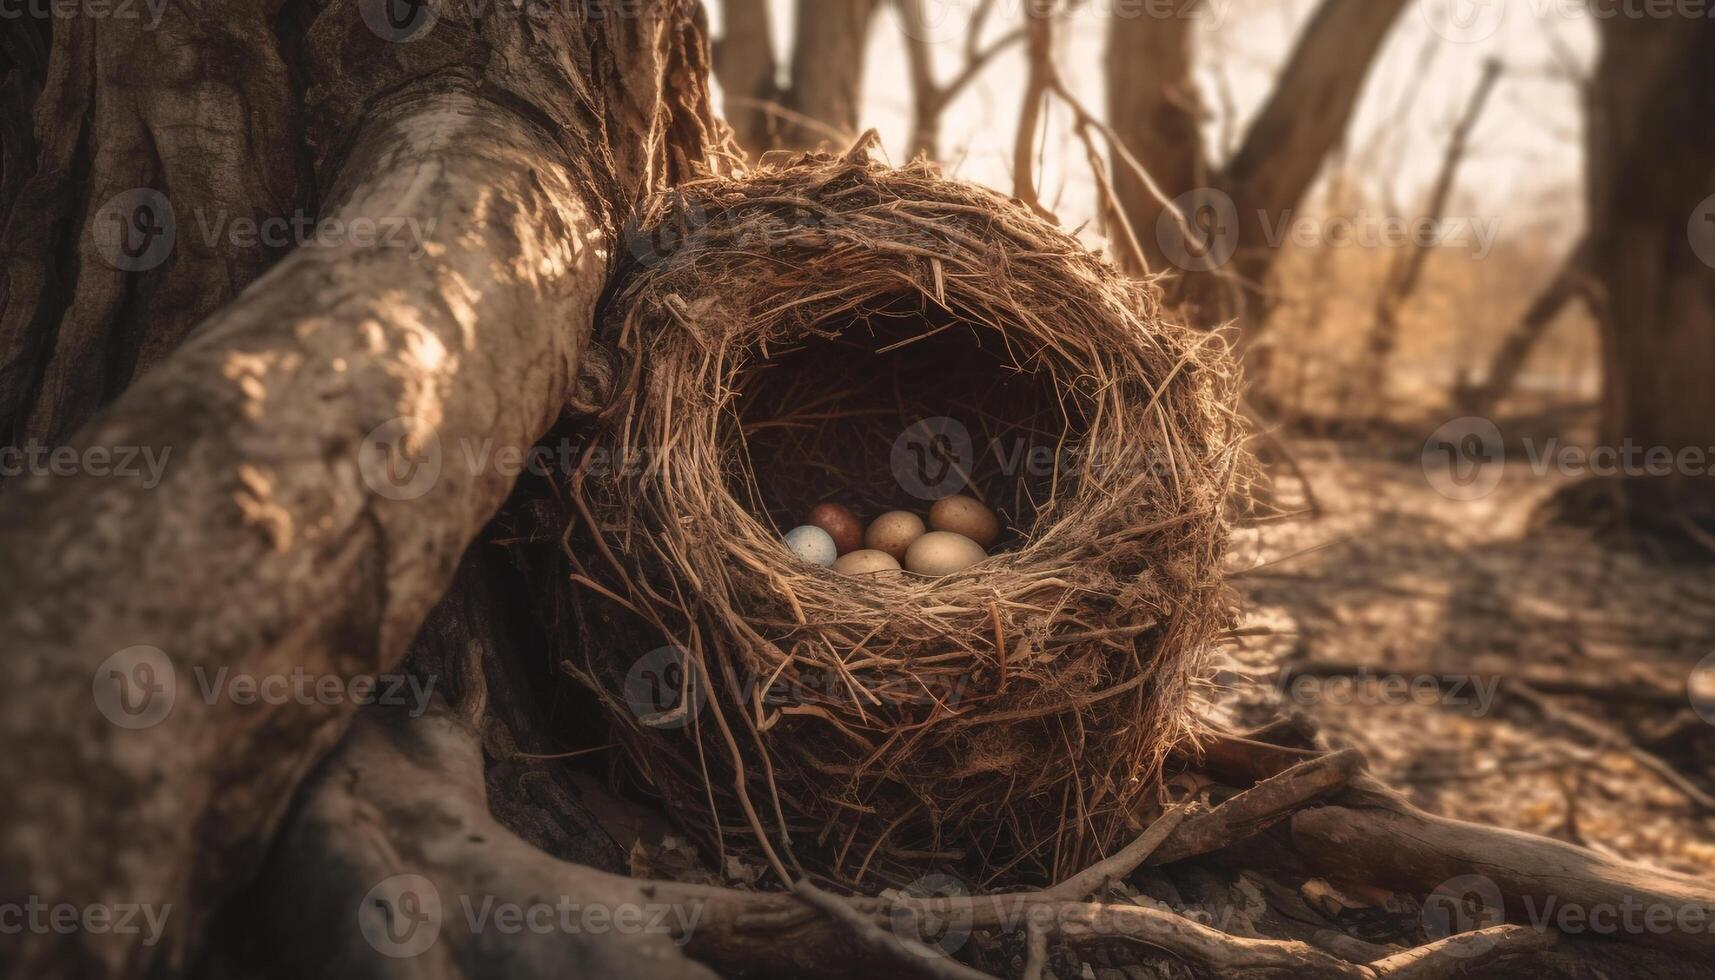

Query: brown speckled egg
904;531;987;576
807;502;864;555
929;495;1000;548
864;511;926;561
833;549;902;576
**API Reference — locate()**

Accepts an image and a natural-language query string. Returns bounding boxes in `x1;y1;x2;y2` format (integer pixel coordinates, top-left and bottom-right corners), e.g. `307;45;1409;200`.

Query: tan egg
904;531;988;576
928;495;1000;548
864;510;926;561
833;549;902;576
806;502;864;554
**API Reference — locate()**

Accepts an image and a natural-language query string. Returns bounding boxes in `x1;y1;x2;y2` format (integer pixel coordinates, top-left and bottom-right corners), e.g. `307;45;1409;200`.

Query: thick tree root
232;696;1714;980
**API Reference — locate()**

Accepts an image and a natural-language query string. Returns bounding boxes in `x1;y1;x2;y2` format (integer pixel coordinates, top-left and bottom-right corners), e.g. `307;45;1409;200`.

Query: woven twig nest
564;147;1243;889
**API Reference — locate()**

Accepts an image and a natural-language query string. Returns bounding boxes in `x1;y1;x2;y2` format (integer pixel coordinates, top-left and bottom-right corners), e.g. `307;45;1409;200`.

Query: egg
864;511;926;561
784;525;838;567
929;495;1000;548
806;502;864;554
904;531;988;576
833;549;902;576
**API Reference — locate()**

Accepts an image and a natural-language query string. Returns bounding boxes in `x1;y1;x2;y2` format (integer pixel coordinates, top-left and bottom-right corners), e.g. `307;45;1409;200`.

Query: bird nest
563;146;1243;889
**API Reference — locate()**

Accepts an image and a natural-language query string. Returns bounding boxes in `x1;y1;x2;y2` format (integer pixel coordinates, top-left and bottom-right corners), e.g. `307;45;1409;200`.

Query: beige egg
929;495;1000;548
904;531;988;576
833;549;902;576
865;511;926;561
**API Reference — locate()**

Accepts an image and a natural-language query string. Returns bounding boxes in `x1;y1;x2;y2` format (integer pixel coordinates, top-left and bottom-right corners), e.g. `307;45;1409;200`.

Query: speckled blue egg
784;525;838;567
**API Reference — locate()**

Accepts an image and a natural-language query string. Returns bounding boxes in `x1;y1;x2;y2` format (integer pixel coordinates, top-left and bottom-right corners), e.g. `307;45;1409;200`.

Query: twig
1370;924;1553;979
794;878;998;980
1150;749;1365;865
1023;918;1051;980
1044;801;1188;899
1507;681;1715;811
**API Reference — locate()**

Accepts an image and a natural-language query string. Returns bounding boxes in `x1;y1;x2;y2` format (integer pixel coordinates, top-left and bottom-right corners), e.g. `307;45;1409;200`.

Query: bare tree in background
1355;58;1502;413
897;0;1027;161
1562;12;1715;535
714;0;884;155
1106;0;1410;356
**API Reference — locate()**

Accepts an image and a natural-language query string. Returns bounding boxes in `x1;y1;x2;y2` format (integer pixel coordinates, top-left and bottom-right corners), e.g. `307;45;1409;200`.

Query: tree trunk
0;3;717;977
1578;13;1715;529
713;0;882;158
1105;5;1205;277
1108;0;1409;347
0;2;306;447
712;0;777;155
781;0;883;151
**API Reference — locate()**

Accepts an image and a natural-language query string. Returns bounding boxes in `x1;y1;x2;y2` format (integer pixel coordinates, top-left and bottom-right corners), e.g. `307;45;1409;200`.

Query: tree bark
782;0;883;151
713;0;778;155
0;2;306;447
1578;12;1715;528
1106;4;1205;276
1293;805;1715;960
714;0;883;157
0;3;717;977
1108;0;1409;345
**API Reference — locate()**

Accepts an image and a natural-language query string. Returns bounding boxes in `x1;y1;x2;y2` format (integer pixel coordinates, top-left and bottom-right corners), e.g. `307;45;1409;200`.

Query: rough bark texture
1107;0;1408;341
0;2;306;446
1578;12;1715;528
0;3;717;978
239;696;919;980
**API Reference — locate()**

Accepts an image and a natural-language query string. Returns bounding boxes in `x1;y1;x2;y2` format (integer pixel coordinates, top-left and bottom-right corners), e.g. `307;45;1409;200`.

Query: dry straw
564;141;1244;890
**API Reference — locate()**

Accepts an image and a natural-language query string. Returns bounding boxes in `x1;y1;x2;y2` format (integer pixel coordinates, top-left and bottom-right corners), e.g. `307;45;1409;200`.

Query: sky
701;0;1594;253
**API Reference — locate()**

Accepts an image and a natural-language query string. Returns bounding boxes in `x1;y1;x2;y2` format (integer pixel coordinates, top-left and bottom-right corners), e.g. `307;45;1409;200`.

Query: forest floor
1222;436;1715;878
